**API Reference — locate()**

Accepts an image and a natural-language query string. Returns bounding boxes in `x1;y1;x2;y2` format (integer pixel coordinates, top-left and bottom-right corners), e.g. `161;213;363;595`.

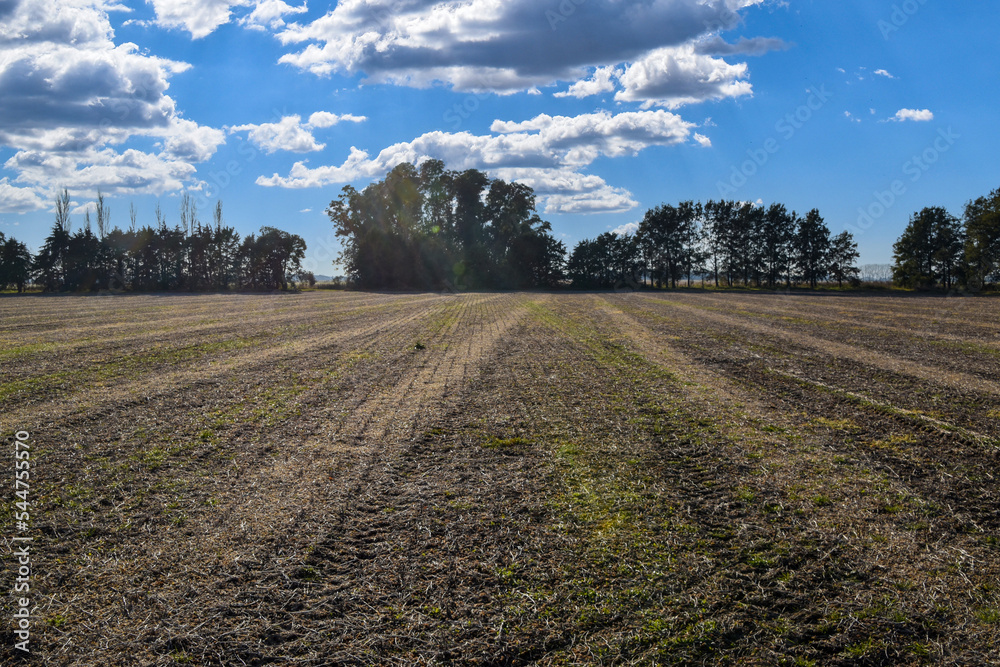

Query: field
1;290;999;665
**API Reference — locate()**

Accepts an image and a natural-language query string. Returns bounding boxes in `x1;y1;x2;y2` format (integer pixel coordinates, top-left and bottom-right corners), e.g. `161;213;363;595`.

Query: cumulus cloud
874;68;896;79
4;146;199;198
239;0;307;32
554;66;620;99
891;108;934;122
615;44;753;109
275;0;766;95
0;0;225;208
0;177;49;214
146;0;254;39
163;119;227;162
230;116;327;154
257;109;695;214
693;133;712;147
229;113;368;154
306;112;368;129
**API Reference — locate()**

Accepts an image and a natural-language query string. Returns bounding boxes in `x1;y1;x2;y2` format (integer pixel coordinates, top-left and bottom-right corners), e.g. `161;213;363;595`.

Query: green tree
0;234;32;292
34;189;73;291
794;209;831;289
760;203;796;289
329;162;563;290
892;207;963;289
963;187;1000;289
827;231;861;288
239;227;306;290
638;201;700;289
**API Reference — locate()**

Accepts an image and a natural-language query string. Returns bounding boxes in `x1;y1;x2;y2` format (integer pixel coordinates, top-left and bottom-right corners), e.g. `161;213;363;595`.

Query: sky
0;0;997;275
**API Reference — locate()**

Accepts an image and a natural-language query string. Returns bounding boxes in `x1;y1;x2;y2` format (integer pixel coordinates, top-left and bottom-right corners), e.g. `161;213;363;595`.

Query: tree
794;209;831;289
239;227;306;290
827;231;861;288
963;187;1000;289
0;234;32;292
329;162;563;290
892;207;963;289
760;204;796;289
34;189;73;291
638;202;700;288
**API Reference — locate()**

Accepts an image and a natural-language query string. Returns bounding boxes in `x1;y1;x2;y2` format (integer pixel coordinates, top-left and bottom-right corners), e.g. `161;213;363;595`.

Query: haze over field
1;1;997;273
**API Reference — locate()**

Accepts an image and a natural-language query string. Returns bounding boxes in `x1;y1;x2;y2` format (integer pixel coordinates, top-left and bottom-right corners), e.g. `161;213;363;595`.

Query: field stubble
0;290;998;665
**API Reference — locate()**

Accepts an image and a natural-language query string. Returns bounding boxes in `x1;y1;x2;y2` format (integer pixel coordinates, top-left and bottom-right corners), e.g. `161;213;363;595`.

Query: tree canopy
328;161;565;290
567;199;859;291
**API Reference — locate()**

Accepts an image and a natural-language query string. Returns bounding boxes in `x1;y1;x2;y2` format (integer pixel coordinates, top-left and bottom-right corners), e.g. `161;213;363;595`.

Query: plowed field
1;290;999;665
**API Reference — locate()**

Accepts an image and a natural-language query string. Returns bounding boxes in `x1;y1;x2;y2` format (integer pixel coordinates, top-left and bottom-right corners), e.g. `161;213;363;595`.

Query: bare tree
55;188;72;234
213;200;223;233
96;190;110;239
180;192;198;236
155;201;166;230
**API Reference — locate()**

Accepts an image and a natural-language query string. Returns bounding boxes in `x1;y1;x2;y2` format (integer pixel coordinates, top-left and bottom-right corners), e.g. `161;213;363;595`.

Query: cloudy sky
0;1;996;273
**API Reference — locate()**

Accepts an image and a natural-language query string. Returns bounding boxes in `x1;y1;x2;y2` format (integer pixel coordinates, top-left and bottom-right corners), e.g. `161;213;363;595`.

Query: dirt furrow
637;293;1000;397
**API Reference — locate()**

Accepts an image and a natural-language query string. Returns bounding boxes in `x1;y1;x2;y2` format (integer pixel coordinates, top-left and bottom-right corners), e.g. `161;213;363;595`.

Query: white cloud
5;146;199;198
230;115;326;154
614;45;753;109
307;112;368;129
275;0;767;94
891;108;934;122
492;168;639;215
844;111;860;123
229;112;368;154
0;0;225;203
612;222;640;236
163;119;227;162
146;0;254;39
555;67;619;99
0;177;48;213
693;133;712;147
257;109;694;214
874;68;896;79
239;0;307;32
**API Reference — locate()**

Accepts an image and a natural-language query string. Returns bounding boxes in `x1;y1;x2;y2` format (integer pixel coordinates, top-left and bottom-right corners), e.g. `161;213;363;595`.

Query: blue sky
0;0;996;274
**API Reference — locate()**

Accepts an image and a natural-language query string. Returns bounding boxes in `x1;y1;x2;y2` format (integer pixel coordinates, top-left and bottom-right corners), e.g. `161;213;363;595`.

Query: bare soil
1;290;998;665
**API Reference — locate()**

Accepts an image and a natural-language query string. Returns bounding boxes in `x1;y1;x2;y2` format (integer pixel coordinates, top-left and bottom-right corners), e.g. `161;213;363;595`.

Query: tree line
0;190;306;293
567;201;860;290
892;186;1000;290
5;168;998;294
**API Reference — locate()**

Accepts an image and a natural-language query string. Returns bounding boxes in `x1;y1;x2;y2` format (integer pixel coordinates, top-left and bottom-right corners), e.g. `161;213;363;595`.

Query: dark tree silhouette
794;209;831;289
963;187;1000;288
0;233;32;292
892;207;964;290
827;231;861;288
